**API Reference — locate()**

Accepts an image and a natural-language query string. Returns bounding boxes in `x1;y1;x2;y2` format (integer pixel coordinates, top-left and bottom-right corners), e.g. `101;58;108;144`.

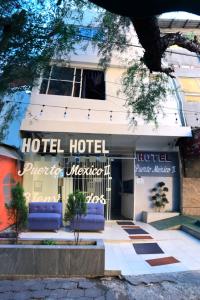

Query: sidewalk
1;271;200;299
20;221;200;276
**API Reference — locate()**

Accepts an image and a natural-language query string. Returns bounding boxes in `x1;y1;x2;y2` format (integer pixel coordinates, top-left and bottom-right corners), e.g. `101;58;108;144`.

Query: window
40;66;105;100
3;173;16;205
78;27;100;40
179;77;200;102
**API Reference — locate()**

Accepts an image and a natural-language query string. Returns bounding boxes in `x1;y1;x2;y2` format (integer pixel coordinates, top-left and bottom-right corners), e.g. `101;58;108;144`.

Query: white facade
20;24;192;221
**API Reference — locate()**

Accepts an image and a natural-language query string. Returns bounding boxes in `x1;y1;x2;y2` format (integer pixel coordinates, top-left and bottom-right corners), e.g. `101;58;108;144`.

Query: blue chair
70;203;105;231
28;202;62;231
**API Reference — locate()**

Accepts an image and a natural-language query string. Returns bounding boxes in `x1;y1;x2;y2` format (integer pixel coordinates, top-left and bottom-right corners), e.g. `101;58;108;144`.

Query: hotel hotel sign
19;138;110;177
21;138;109;154
135;152;179;177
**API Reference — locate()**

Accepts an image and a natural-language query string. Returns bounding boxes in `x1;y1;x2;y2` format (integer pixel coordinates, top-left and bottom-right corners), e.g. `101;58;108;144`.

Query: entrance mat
129;235;153;240
117;221;135;225
124;228;149;235
122;225;141;229
146;256;180;266
133;243;164;254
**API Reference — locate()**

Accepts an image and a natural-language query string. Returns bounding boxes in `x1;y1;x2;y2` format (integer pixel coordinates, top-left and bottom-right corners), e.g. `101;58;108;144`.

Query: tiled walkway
20;221;200;276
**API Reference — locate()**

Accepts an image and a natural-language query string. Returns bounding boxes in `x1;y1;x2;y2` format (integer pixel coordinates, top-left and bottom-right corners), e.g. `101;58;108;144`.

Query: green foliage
0;95;24;142
0;0;91;94
65;190;87;221
122;61;170;123
41;240;57;245
184;32;196;41
93;11;131;67
65;190;87;245
0;0;96;141
0;1;172;139
7;183;28;242
150;181;169;212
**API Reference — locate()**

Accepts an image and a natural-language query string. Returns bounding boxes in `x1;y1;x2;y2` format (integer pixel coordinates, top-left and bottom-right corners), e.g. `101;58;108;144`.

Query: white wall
21;63;190;137
20;38;190;137
134;176;173;221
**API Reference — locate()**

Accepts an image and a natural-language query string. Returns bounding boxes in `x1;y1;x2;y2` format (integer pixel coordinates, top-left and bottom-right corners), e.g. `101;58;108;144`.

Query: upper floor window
78;26;100;40
40;66;105;100
179;77;200;102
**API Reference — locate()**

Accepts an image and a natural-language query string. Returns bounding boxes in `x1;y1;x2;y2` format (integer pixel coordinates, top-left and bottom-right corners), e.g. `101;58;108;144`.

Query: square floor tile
124;228;149;235
129;235;153;240
146;256;180;266
122;225;141;229
133;243;164;254
117;221;135;225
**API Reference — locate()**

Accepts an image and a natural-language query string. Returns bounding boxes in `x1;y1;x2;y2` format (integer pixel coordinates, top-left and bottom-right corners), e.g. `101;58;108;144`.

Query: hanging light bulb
175;113;178;124
88;109;91;120
195;113;199;124
40;105;45;116
64;107;68;118
110;110;113;121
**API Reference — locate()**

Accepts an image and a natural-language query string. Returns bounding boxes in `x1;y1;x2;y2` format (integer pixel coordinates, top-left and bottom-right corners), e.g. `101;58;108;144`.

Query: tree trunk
130;16;200;76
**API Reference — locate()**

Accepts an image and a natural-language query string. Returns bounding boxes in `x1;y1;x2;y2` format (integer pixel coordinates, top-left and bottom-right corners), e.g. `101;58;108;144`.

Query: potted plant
64;190;87;245
6;183;28;243
0;188;105;278
151;181;169;212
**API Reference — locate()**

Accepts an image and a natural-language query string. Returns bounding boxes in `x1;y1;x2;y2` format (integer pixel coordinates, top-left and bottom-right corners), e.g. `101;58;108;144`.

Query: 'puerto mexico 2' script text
18;163;111;177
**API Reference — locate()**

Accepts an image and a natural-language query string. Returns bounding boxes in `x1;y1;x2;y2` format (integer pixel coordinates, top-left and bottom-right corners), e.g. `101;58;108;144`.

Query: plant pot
0;238;105;279
142;211;180;223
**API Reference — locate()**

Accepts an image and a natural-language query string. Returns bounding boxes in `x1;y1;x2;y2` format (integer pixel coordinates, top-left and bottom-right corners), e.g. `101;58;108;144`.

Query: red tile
129;235;153;240
122;225;141;229
146;256;180;266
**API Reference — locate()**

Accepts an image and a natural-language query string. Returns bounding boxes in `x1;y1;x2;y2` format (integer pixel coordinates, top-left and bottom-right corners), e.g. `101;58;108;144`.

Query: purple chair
70;203;105;231
28;202;62;231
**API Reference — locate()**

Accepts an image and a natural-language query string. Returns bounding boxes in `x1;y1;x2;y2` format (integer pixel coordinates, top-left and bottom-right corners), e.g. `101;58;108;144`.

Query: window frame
3;174;16;205
40;66;105;100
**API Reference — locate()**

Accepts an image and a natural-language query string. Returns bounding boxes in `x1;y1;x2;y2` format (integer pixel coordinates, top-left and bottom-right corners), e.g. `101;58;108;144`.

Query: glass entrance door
62;156;112;220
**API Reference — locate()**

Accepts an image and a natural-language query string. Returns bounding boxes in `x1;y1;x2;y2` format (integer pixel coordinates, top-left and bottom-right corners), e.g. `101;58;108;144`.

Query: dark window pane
3;174;10;184
4;188;11;203
51;66;74;81
40;80;48;94
3;185;10;195
4;194;11;204
75;69;81;82
79;27;100;39
73;82;80;97
43;66;51;78
48;80;72;96
81;70;105;100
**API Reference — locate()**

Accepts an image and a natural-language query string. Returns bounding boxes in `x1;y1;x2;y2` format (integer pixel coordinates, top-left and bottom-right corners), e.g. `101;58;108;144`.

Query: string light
64;107;68;118
195;113;199;123
4;99;200;123
88;109;91;120
110;110;113;121
39;105;45;116
175;113;178;124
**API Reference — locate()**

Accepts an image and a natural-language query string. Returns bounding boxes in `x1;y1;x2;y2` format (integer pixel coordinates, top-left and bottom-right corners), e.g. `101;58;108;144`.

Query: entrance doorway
111;159;122;219
61;156;134;220
62;156;112;220
111;158;134;220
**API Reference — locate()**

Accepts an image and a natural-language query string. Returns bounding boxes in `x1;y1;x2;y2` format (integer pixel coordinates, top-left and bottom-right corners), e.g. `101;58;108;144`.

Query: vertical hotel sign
135;152;179;177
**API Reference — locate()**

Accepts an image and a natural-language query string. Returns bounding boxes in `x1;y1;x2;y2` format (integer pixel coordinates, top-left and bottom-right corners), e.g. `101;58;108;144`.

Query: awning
0;145;23;160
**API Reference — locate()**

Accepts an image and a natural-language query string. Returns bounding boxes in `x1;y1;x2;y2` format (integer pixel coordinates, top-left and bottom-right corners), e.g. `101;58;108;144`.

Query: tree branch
130;16;200;76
